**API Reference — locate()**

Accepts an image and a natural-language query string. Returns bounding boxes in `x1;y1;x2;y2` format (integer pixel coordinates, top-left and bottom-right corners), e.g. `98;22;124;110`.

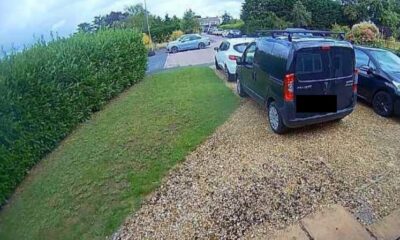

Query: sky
0;0;243;50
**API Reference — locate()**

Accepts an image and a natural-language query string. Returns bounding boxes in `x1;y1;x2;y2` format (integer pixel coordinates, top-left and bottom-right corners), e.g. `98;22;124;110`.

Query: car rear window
233;43;249;53
295;47;354;81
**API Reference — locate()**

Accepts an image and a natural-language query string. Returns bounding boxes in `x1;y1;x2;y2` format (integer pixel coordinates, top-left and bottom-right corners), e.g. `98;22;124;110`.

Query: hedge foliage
0;29;147;206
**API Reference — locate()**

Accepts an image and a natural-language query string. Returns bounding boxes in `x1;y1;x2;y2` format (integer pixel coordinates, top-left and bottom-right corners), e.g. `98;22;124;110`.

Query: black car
354;46;400;117
236;30;357;134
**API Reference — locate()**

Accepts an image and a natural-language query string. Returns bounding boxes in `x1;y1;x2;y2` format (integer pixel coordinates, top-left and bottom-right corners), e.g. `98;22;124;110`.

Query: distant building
198;17;221;32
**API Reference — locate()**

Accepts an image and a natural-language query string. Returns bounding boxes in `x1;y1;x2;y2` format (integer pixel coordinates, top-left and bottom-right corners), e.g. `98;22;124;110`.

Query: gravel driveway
114;72;400;240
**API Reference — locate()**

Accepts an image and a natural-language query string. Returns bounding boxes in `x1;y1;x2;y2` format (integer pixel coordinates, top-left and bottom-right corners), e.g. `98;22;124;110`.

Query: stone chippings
114;99;400;240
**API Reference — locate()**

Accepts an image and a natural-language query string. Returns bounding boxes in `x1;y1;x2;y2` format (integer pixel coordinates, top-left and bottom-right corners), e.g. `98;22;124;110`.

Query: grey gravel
113;75;400;240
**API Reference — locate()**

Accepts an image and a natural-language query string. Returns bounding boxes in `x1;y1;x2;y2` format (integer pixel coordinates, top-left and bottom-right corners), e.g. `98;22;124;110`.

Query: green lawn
0;67;239;240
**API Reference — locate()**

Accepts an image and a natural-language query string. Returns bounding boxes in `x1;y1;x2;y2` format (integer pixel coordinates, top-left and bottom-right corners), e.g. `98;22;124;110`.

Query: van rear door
294;46;355;117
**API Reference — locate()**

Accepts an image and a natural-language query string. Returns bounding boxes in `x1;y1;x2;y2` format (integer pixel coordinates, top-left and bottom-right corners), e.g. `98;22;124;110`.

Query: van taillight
321;45;331;51
284;73;295;102
353;69;359;93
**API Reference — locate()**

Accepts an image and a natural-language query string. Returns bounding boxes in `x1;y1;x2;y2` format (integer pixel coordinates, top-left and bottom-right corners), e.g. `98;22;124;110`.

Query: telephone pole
144;0;154;52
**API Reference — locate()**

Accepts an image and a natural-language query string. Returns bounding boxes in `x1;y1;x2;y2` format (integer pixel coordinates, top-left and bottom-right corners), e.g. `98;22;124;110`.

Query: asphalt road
146;49;168;73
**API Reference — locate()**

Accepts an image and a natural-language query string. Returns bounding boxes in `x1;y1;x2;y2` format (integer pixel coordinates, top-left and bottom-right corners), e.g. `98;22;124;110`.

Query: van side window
355;49;370;68
272;43;289;59
271;43;289;79
244;43;256;64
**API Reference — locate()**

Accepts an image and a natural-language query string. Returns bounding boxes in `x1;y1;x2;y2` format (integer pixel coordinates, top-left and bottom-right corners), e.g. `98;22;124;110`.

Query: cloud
51;19;66;31
0;0;243;49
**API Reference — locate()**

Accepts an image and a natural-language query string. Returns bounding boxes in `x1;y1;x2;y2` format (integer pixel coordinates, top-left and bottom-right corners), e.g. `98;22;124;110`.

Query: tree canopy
180;9;201;34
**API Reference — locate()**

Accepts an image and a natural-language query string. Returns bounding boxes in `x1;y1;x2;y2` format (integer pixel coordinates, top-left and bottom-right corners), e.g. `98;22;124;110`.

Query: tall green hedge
0;29;147;206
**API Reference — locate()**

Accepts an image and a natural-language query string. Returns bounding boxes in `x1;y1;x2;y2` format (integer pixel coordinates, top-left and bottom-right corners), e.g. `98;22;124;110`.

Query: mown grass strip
0;67;239;240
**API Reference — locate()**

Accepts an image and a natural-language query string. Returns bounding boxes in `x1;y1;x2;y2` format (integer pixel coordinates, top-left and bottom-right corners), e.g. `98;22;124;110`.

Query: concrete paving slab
272;224;310;240
301;205;373;240
368;209;400;240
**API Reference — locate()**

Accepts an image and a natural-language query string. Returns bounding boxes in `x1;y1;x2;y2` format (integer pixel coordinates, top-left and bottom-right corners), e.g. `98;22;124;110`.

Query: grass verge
0;67;239;240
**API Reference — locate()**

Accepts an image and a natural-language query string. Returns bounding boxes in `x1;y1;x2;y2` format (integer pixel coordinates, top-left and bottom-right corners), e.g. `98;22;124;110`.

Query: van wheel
236;76;247;97
215;58;222;70
372;91;393;117
198;42;206;49
225;65;236;82
268;102;287;134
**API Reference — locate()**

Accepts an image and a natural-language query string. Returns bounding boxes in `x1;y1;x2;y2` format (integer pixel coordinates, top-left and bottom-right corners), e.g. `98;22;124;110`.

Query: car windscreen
295;47;354;81
233;43;249;53
369;50;400;72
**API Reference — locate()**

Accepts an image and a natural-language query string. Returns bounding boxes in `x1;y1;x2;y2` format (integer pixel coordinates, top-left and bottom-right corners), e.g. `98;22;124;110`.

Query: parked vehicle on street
236;30;357;134
166;34;211;53
354;46;400;117
214;38;255;81
208;27;217;34
227;29;242;38
212;29;224;36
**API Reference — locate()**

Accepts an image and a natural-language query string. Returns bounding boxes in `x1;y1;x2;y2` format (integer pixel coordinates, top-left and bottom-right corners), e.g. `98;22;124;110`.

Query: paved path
273;204;400;240
147;50;168;73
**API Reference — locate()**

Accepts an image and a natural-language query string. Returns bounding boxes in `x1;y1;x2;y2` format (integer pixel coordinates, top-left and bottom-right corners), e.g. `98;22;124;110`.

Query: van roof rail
256;30;345;42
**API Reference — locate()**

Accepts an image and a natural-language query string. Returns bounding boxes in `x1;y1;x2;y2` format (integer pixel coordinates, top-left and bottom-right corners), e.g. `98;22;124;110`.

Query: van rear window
295;47;354;81
296;53;323;74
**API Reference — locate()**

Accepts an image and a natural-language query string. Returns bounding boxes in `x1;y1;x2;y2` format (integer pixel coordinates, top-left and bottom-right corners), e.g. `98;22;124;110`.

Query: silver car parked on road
166;34;211;53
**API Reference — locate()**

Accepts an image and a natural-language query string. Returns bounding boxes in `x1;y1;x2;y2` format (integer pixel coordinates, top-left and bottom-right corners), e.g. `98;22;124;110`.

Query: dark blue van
236;30;357;134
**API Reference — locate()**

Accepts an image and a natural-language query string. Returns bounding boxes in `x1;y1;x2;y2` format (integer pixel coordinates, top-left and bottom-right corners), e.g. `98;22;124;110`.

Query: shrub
220;20;245;30
142;33;151;46
331;23;351;34
169;30;184;41
347;21;380;44
0;29;147;206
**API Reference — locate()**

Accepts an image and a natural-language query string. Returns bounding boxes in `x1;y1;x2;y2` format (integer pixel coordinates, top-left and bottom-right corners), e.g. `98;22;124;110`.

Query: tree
244;12;291;33
122;4;147;31
181;9;200;33
104;11;129;27
164;14;171;23
241;0;293;33
381;10;400;37
291;1;311;27
77;22;94;33
92;16;106;31
303;0;343;29
222;11;233;25
124;4;147;16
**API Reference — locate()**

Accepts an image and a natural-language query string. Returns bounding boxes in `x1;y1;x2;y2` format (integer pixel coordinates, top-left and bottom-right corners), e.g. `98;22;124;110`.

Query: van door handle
252;72;257;81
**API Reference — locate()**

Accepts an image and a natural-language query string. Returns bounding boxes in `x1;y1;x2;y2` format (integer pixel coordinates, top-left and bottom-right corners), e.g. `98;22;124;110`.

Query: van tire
372;91;393;117
237;76;247;97
268;102;287;134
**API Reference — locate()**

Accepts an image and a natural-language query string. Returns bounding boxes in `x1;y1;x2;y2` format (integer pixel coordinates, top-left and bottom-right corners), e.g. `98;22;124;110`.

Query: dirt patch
114;83;400;239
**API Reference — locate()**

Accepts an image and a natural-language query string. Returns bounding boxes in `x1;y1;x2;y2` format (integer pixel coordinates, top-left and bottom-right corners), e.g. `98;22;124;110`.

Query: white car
214;38;255;81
